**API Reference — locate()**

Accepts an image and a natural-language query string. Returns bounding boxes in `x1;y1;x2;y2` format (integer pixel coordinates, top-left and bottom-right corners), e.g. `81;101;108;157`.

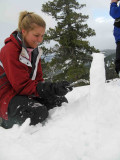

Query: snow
1;53;120;160
65;59;71;64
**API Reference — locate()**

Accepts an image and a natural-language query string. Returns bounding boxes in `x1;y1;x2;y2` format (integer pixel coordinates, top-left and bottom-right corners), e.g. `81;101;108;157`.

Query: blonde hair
18;11;46;32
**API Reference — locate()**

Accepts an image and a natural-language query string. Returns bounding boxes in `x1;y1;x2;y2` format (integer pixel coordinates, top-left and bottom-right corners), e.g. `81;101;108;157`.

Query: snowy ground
0;53;120;160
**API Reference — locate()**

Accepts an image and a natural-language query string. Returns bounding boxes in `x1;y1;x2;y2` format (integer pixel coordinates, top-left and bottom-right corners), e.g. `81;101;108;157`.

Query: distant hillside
102;49;118;80
102;49;116;64
41;53;55;62
101;49;115;57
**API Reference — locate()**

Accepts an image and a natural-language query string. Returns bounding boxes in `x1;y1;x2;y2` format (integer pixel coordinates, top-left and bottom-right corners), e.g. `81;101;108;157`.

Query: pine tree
42;0;99;84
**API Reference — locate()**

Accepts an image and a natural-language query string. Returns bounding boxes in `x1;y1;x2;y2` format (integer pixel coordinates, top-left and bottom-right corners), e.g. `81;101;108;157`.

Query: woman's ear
21;29;26;35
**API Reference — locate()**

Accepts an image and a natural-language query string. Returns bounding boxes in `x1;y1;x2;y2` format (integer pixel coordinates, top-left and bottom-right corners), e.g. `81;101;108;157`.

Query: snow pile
0;53;120;160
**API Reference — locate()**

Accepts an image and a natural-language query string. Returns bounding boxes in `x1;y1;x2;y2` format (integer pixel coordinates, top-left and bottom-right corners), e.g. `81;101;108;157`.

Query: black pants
1;95;48;129
1;95;68;129
115;41;120;74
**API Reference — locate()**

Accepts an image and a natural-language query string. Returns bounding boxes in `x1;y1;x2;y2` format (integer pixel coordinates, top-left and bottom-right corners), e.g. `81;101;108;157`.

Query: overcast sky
0;0;116;50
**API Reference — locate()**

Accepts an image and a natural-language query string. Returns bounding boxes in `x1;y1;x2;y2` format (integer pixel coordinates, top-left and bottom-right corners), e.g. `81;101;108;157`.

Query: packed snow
0;53;120;160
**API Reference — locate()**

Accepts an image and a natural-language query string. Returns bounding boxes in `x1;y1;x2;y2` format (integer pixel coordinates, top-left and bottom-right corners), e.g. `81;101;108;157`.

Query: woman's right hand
36;81;73;98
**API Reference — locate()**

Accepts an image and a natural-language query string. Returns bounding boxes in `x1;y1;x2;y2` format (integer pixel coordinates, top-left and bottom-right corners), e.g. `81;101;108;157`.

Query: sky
0;0;116;50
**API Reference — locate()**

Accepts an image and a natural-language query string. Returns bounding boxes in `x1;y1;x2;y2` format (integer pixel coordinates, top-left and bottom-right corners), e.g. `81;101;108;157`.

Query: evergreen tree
42;0;99;84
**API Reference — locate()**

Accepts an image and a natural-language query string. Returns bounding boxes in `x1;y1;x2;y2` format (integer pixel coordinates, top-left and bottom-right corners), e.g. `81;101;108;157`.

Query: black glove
37;96;68;110
36;81;73;98
54;81;73;96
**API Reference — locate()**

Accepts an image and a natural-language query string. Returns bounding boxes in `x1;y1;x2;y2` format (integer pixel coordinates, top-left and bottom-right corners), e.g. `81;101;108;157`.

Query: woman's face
22;25;45;48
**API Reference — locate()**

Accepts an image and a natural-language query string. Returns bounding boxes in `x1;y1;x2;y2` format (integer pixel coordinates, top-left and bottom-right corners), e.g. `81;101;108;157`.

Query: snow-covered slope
0;53;120;160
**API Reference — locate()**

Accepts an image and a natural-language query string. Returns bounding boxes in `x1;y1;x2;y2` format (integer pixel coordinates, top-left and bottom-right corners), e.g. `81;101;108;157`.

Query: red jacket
0;31;44;120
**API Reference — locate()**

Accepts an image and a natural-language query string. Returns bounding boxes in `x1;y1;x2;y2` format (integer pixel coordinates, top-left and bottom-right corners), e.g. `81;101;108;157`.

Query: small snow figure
89;53;106;108
0;11;73;129
90;53;105;94
110;0;120;75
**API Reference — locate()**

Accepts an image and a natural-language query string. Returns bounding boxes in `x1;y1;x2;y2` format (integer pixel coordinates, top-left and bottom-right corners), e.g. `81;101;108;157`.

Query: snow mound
0;53;120;160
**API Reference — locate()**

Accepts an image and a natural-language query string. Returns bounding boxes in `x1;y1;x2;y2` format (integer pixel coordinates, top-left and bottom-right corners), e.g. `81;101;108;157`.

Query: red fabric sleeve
36;59;44;82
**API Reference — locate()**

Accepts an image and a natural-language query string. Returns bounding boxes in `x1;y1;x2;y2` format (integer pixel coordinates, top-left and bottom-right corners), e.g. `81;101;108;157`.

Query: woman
0;11;72;129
